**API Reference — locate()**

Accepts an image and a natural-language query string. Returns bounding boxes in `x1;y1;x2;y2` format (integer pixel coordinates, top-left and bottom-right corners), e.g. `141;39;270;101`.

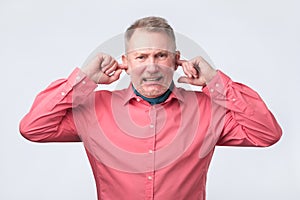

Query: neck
133;82;174;105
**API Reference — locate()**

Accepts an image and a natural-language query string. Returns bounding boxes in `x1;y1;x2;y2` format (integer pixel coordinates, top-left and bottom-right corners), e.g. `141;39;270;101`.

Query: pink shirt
20;68;282;200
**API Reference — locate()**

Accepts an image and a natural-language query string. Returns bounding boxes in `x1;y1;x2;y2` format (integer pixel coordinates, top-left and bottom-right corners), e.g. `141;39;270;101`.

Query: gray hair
125;16;176;52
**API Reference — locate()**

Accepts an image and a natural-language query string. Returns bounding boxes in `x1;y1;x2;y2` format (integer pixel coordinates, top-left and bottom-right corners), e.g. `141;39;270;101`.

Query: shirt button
148;176;152;180
232;98;236;102
148;150;153;154
76;76;81;80
210;88;214;93
61;92;66;96
215;83;219;87
136;98;140;102
149;124;154;128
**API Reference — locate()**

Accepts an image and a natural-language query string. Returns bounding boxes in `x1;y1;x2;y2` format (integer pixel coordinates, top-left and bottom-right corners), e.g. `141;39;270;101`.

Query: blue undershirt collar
133;82;174;105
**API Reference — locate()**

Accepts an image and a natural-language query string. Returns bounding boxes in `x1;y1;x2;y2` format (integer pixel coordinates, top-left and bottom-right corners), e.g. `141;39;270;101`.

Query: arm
177;57;282;147
19;68;97;142
202;70;282;146
20;53;126;142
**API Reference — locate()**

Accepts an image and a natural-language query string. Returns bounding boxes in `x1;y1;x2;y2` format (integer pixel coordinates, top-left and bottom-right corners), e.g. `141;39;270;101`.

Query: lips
142;76;163;82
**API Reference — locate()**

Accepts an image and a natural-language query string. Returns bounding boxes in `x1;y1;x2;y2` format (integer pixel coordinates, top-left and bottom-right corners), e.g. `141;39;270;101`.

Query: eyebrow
129;49;170;56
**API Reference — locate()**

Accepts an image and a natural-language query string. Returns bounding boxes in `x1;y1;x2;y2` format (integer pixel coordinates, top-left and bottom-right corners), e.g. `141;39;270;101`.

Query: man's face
123;30;179;98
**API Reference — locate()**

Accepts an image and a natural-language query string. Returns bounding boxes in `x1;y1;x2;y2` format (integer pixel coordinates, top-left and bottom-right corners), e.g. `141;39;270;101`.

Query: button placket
145;106;157;200
76;76;81;81
149;107;157;131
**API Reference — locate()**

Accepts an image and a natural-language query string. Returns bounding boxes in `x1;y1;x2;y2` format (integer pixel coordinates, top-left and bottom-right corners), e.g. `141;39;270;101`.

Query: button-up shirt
20;68;282;200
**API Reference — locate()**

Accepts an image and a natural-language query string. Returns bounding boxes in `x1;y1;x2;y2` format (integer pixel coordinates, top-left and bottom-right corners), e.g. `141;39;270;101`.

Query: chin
141;87;167;98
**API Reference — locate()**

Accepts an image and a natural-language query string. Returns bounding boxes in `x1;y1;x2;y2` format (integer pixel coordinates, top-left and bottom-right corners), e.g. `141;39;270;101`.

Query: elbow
263;126;283;147
19;120;33;142
19;130;36;142
19;119;42;143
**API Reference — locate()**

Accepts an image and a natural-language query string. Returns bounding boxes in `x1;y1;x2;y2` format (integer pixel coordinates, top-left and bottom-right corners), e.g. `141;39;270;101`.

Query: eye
156;53;167;59
136;55;145;60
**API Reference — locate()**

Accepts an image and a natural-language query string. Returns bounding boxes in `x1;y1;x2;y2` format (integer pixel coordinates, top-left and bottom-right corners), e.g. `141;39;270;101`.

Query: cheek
130;66;146;76
129;66;146;84
162;60;176;73
161;58;176;69
127;60;141;74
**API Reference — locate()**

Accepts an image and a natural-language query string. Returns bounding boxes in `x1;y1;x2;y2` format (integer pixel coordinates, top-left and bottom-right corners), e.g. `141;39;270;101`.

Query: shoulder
94;87;132;104
173;86;210;108
94;88;128;97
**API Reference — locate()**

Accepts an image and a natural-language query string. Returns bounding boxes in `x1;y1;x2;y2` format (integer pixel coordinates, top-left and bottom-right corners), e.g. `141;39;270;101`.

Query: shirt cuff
66;68;98;106
202;70;231;98
67;67;97;93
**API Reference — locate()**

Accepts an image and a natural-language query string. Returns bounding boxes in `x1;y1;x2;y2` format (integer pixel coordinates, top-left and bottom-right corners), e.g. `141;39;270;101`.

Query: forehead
127;48;172;56
126;29;176;53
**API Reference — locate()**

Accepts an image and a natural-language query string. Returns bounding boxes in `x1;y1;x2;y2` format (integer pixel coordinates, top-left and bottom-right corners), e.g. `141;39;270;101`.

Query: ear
174;50;181;70
122;54;130;75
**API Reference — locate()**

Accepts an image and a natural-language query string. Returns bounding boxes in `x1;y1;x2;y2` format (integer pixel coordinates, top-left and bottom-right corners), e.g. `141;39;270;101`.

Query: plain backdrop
1;0;299;199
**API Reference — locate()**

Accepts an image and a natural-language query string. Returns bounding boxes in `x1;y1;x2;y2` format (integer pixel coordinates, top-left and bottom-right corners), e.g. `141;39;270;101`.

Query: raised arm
20;53;126;142
177;57;282;147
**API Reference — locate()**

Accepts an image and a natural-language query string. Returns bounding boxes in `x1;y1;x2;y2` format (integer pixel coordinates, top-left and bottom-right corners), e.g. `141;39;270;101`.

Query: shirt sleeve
202;70;282;147
19;68;97;142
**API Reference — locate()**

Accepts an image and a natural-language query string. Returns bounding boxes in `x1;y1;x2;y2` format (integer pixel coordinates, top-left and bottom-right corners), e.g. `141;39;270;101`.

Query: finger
104;61;118;75
186;62;197;78
101;54;113;66
178;76;205;86
176;59;187;66
107;69;123;84
177;76;193;84
188;63;199;78
100;56;114;72
181;62;193;78
96;72;109;84
118;64;128;70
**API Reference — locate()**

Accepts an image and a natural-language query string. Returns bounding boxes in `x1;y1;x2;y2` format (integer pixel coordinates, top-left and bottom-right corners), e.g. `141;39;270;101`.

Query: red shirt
20;68;282;200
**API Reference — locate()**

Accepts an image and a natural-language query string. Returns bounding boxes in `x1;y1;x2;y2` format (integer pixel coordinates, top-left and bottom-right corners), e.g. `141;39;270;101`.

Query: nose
145;57;159;73
146;56;156;65
145;63;159;73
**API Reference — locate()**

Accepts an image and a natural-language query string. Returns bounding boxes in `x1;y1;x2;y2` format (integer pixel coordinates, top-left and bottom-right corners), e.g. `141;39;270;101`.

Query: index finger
176;59;187;66
118;64;128;70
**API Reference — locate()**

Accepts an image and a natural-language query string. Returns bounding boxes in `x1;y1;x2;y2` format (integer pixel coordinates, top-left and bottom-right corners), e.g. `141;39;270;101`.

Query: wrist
205;69;217;84
80;68;99;84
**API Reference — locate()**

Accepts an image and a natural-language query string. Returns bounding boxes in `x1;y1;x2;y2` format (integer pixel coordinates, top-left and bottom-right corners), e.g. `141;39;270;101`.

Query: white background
1;0;299;199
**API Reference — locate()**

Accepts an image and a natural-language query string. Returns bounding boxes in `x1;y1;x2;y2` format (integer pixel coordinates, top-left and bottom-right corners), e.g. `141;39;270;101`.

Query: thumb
177;76;192;84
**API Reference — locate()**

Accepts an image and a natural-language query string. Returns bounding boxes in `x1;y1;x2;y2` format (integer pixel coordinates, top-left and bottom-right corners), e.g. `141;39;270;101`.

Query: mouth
142;76;163;82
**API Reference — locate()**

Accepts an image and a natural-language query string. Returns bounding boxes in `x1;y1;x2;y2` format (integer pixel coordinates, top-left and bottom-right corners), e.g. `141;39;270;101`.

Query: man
20;16;282;200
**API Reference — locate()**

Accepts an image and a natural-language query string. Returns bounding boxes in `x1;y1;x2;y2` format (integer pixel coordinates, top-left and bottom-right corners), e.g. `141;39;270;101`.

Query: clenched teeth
143;77;162;82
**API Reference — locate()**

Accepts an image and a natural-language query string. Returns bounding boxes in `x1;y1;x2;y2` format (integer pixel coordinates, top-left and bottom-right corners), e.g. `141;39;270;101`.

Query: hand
81;53;127;84
177;56;217;86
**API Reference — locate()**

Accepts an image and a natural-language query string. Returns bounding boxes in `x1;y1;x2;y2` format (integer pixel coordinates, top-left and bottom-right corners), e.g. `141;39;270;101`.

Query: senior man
20;16;282;200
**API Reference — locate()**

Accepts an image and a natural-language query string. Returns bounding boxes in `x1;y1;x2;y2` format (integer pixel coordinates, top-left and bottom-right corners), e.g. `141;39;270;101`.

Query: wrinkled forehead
125;28;176;54
126;48;175;57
